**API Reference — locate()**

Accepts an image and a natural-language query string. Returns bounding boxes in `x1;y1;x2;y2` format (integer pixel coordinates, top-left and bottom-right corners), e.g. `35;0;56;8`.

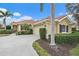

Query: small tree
6;25;11;30
21;24;31;30
39;28;47;40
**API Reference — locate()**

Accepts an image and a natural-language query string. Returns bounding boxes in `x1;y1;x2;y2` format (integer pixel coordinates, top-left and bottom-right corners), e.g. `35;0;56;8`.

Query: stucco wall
33;17;72;36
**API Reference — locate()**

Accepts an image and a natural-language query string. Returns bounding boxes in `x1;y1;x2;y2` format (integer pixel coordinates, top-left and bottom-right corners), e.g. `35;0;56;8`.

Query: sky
0;3;66;25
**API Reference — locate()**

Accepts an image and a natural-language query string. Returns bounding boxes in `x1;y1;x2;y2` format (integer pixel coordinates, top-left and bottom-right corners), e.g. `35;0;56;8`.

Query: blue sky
0;3;66;25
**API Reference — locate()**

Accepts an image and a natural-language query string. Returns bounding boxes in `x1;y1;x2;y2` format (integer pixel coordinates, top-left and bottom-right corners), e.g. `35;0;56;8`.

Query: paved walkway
0;34;39;56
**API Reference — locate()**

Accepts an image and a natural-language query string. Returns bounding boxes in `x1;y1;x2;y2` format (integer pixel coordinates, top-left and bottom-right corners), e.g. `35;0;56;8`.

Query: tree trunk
50;3;56;47
3;18;6;30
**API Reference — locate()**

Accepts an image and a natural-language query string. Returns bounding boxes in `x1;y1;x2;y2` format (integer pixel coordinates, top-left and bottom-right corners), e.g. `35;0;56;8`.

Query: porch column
11;25;13;29
76;26;79;30
18;25;21;31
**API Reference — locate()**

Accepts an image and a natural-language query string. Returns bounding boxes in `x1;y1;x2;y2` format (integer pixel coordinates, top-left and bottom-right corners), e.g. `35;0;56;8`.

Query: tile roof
21;20;37;24
12;22;20;25
12;15;66;25
46;15;66;20
55;15;66;20
35;15;66;23
12;20;37;25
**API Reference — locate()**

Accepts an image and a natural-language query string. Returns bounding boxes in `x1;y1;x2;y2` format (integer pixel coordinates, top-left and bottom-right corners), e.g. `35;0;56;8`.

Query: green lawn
70;44;79;56
0;34;10;37
32;40;49;56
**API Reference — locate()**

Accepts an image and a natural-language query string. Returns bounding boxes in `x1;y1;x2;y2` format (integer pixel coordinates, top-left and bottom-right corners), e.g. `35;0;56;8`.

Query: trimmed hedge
16;29;33;35
55;33;79;45
0;29;13;34
32;41;49;56
39;28;47;40
6;25;11;30
72;28;76;33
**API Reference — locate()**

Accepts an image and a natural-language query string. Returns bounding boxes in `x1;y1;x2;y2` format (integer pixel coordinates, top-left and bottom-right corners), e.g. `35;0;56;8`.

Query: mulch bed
37;39;76;56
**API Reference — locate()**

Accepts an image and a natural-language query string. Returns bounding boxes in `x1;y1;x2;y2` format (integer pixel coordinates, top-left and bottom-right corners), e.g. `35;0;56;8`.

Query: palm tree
40;3;56;47
0;10;12;30
66;3;79;30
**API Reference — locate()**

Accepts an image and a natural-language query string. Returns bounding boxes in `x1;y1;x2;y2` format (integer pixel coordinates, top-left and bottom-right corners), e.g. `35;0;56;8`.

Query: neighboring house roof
12;20;37;25
20;20;37;24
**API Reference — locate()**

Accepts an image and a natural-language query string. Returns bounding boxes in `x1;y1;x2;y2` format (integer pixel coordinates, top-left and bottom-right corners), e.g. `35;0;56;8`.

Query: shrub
48;34;51;43
39;28;47;40
70;44;79;56
6;25;11;30
16;31;21;35
21;24;32;30
55;33;79;45
72;28;76;33
0;29;12;34
16;30;33;35
32;41;49;56
29;29;33;34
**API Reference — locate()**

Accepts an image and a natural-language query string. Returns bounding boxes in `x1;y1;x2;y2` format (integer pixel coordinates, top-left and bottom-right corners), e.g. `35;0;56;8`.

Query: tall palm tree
40;3;56;47
66;3;79;30
0;10;12;30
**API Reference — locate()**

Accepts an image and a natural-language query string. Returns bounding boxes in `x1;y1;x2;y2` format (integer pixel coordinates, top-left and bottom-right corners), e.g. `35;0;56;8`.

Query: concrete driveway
0;34;39;56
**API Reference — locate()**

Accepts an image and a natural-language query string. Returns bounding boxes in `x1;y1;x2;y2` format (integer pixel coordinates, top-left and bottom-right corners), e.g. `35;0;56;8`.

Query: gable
59;17;72;25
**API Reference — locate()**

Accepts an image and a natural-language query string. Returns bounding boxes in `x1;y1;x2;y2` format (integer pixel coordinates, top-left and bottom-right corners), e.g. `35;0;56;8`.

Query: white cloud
12;18;21;22
0;8;7;12
13;12;21;16
34;19;41;21
0;15;33;25
11;16;33;22
20;16;32;20
58;13;64;16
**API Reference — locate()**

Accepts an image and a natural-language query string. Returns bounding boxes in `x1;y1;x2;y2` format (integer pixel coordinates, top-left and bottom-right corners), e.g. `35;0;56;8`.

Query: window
66;26;68;32
60;25;69;33
60;25;65;32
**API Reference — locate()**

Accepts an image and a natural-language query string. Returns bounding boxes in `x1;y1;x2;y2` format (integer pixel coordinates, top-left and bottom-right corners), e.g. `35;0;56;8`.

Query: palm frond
5;11;13;17
40;3;44;12
0;15;4;17
0;10;5;15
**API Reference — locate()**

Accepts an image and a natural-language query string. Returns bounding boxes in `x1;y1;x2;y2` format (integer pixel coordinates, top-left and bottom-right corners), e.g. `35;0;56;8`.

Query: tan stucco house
11;20;36;32
33;15;76;35
11;15;76;35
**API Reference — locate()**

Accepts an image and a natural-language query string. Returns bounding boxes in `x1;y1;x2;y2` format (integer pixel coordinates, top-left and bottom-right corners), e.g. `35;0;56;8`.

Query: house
11;20;37;32
11;15;76;35
33;15;76;35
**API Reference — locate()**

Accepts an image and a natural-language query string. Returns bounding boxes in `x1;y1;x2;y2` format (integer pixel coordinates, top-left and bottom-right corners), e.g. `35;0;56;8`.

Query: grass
70;44;79;56
32;40;49;56
0;34;10;37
